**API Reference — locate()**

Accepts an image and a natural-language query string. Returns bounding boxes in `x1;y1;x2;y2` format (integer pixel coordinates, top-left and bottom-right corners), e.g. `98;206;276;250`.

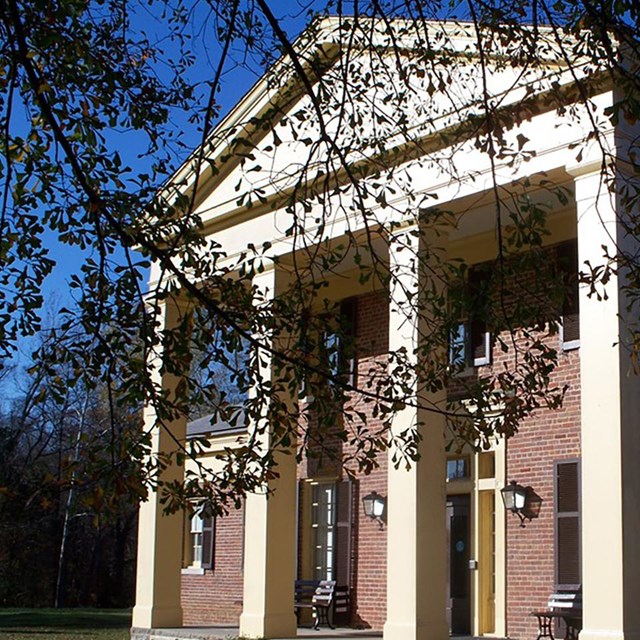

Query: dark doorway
447;494;471;635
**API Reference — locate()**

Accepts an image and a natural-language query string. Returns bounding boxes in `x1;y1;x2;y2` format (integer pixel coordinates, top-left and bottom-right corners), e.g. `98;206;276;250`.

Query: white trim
181;567;205;575
559;321;581;352
562;339;581;352
450;323;492;372
473;330;492;367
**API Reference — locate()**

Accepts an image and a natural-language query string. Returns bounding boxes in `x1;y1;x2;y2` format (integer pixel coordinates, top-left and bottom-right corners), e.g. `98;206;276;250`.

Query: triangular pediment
165;17;590;228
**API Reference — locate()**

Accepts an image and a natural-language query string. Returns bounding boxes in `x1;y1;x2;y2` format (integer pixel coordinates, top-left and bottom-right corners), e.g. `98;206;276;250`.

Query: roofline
159;15;583;208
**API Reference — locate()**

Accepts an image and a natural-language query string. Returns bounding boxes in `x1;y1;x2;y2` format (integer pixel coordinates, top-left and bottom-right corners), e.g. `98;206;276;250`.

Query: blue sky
38;2;320;307
7;1;322;377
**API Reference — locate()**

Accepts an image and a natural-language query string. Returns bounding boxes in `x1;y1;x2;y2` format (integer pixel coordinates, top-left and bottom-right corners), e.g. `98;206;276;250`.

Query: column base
239;611;298;639
130;628;153;640
131;605;183;630
383;619;449;640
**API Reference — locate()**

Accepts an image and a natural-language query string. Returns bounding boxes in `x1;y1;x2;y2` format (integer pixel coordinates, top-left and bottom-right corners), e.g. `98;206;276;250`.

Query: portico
132;16;640;640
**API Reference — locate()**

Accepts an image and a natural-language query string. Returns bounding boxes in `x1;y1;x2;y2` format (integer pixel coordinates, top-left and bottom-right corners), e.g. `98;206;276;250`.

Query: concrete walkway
146;626;383;640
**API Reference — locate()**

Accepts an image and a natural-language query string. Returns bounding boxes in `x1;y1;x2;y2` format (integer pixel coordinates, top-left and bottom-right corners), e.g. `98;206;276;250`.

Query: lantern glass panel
362;494;374;518
501;485;515;511
514;487;526;510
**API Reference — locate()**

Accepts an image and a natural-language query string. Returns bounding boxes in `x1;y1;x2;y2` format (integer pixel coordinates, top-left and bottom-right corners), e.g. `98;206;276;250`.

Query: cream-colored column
570;157;640;640
384;224;449;640
132;297;190;630
239;266;298;639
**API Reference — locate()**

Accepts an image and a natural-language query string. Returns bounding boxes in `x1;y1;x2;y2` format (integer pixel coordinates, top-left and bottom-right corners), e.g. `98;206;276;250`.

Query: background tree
0;323;139;607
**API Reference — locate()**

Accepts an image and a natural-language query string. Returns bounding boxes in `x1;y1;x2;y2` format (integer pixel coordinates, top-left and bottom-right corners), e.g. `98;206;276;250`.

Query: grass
0;608;132;640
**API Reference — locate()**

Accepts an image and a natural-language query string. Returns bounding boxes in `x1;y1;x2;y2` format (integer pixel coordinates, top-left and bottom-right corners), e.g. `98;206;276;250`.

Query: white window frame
450;321;492;372
559;321;580;352
183;509;215;573
311;481;336;582
473;327;492;367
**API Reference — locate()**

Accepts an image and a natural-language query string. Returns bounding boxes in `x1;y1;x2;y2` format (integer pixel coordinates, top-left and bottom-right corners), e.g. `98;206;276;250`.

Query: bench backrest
295;579;320;602
548;590;582;611
312;580;336;607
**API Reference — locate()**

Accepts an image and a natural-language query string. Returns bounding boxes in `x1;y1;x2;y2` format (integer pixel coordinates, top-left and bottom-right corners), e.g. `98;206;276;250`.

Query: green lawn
0;608;132;640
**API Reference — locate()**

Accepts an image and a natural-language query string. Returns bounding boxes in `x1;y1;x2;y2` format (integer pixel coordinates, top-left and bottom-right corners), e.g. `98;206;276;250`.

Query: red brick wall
505;347;581;639
298;290;390;630
181;506;244;625
181;290;390;630
344;291;389;629
349;472;387;630
179;286;582;638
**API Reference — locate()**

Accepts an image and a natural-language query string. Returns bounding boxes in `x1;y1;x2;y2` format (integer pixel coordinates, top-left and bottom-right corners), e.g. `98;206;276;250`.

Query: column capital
251;263;276;280
566;158;604;179
252;263;286;305
390;217;420;233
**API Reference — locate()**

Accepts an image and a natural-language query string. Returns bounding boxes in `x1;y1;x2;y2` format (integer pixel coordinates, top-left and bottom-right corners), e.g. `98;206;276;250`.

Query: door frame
446;438;506;638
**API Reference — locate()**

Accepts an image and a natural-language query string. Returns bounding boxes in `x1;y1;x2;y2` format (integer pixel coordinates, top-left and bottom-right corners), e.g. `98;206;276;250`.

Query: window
311;482;336;581
557;241;580;350
188;510;215;570
302;299;357;398
477;451;495;480
446;456;470;481
309;480;353;585
323;299;357;386
450;266;491;369
340;298;357;386
555;460;581;588
450;321;491;368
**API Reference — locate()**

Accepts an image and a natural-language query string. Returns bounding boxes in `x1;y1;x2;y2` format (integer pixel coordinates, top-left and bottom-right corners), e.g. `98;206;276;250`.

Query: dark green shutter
555;461;581;588
558;241;580;345
334;480;353;587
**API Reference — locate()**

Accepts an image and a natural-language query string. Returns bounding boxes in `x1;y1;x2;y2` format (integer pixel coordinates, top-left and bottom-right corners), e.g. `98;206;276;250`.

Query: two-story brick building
130;16;640;640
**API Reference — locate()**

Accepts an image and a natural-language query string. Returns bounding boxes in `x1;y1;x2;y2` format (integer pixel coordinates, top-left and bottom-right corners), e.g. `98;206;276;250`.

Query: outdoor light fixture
362;491;386;527
501;480;528;526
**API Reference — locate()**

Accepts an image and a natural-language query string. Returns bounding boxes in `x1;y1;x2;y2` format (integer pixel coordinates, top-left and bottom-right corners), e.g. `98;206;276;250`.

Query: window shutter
202;517;215;569
469;266;491;365
558;242;580;345
555;461;581;588
334;480;353;587
296;480;303;578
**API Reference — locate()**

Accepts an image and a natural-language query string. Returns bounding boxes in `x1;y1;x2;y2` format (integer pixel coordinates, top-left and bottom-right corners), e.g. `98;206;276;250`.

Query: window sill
562;339;580;352
449;360;491;378
182;567;206;575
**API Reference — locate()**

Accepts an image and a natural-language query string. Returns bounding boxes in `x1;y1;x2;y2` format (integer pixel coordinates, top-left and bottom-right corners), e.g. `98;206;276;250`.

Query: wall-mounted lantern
362;491;386;527
500;480;528;526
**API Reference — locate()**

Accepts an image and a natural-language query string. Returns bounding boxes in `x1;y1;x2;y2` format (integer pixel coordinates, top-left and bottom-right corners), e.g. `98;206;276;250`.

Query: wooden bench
531;589;583;640
294;580;346;629
311;580;336;629
294;579;319;622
